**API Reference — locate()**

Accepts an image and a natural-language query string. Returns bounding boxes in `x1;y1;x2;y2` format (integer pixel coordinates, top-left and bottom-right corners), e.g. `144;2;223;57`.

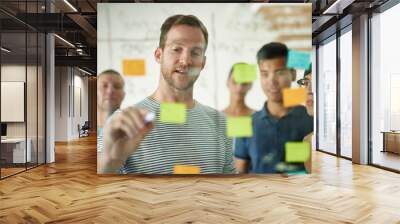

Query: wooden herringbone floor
1;135;400;224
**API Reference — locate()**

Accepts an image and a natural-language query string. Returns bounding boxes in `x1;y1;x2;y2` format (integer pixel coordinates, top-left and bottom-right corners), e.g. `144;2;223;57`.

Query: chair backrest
82;121;90;129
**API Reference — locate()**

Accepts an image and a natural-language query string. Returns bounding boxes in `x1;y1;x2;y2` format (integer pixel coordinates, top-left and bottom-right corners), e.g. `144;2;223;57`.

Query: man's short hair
98;69;124;88
159;14;208;50
256;42;288;63
304;64;311;77
98;69;121;77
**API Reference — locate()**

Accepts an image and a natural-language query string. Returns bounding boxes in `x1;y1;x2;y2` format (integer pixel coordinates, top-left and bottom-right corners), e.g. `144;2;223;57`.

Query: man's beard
163;67;200;91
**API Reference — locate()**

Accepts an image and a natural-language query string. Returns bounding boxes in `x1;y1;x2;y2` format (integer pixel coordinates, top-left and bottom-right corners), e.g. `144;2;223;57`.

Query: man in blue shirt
234;42;313;173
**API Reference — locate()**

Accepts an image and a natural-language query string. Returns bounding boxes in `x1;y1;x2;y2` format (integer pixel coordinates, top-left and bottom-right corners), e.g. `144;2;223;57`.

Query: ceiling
0;0;98;74
311;0;390;44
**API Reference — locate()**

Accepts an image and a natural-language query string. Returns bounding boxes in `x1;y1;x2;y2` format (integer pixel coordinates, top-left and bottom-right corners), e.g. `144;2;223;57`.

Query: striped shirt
97;127;103;153
119;97;236;174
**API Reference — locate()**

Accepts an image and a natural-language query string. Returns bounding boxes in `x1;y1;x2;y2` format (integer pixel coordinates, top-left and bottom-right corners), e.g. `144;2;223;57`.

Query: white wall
1;65;26;142
54;67;89;141
98;3;311;111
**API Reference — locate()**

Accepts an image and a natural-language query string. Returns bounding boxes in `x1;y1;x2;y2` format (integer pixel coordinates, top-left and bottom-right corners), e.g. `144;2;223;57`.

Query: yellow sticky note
227;116;253;137
174;165;201;174
283;87;307;108
233;64;257;83
160;103;186;124
285;142;310;163
122;59;146;76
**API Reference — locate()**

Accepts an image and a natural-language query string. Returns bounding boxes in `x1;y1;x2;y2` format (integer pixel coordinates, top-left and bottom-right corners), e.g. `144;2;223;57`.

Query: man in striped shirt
98;15;236;174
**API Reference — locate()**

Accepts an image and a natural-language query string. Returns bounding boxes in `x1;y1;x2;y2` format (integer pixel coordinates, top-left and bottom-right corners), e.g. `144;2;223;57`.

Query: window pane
371;4;400;171
318;37;337;154
339;29;352;158
27;31;38;169
1;30;28;177
38;33;46;165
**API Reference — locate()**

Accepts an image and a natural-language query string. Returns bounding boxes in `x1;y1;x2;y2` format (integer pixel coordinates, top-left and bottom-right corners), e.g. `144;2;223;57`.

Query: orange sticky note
283;87;307;108
122;59;146;76
173;165;201;174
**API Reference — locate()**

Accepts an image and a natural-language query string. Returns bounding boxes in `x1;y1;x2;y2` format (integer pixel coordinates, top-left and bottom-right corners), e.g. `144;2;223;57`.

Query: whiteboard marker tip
144;112;155;123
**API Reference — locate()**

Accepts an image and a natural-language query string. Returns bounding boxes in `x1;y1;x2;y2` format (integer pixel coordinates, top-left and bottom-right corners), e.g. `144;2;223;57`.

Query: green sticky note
285;142;310;163
287;50;310;70
160;103;186;124
233;64;257;83
226;116;253;137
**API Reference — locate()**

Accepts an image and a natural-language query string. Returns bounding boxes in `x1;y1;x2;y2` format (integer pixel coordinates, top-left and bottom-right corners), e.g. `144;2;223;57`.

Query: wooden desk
381;131;400;154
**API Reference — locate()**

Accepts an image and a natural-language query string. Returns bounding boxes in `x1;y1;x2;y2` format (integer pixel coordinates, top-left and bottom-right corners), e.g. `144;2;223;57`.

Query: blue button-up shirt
234;102;313;173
